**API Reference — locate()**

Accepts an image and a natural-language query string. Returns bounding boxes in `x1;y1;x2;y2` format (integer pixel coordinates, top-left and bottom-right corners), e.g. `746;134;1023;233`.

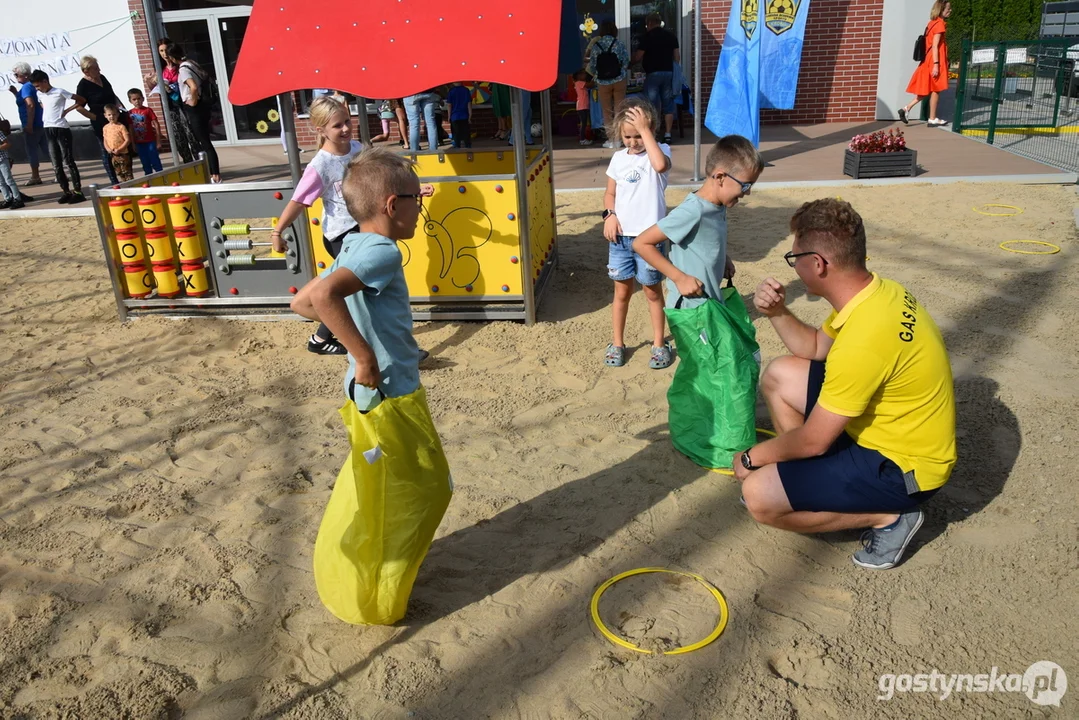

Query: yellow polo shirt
819;274;956;491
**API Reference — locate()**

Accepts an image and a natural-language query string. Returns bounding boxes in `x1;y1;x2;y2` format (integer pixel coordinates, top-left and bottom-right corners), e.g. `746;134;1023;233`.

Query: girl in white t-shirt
601;99;673;369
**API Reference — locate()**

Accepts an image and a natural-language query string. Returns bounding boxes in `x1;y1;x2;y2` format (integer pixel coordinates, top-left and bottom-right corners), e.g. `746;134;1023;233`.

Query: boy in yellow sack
291;147;451;625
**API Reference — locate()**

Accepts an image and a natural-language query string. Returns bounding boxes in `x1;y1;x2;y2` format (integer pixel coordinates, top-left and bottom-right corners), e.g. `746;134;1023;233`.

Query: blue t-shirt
328;232;420;409
19;81;44;129
446;85;471;121
657;192;728;309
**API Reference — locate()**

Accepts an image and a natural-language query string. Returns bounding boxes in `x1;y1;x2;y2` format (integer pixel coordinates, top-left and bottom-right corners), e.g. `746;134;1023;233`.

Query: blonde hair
607;96;660;141
80;55;99;73
929;1;948;20
342;148;418;223
704;135;764;176
308;96;349;149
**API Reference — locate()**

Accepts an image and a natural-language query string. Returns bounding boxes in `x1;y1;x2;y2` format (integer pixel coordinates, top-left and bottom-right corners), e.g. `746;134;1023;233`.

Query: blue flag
760;0;812;109
705;0;812;146
705;0;764;146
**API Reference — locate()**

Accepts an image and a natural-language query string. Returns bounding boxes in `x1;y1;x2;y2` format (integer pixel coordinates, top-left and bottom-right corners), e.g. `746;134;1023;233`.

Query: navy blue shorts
777;361;938;514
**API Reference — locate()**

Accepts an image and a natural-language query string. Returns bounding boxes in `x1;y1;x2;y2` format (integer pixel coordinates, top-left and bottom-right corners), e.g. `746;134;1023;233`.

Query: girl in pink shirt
574;70;592;146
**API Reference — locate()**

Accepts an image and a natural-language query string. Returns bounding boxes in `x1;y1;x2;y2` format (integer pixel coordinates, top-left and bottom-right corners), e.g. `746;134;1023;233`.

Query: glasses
784;250;828;268
715;171;754;195
394;193;423;207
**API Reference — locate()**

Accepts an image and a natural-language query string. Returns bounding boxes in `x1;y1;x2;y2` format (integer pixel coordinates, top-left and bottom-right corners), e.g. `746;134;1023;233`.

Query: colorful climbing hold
311;217;320;225
458;186;466;193
507;213;516;221
274;191;283;200
229;287;239;295
510;256;519;264
502;285;510;292
495;185;503;193
465;285;473;292
432;285;439;292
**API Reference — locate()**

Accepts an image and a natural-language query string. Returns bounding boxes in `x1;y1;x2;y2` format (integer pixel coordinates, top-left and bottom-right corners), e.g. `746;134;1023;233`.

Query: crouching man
733;199;956;569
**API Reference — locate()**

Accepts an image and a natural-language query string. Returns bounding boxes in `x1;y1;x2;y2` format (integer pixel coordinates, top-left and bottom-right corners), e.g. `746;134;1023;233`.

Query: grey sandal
604;344;626;367
649;343;673;369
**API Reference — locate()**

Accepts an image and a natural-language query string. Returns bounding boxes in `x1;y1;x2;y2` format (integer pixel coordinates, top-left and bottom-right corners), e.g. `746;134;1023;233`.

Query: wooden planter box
843;149;918;179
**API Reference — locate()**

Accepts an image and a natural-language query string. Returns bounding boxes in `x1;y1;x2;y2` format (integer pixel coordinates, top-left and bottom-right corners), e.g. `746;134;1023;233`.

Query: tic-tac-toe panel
199;188;313;300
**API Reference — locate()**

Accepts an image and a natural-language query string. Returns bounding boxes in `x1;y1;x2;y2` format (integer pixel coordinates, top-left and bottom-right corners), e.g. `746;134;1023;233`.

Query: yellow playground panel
306;147;558;318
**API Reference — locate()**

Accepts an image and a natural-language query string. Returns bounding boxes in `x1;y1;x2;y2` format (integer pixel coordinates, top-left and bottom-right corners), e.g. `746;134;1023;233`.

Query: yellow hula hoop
590;567;730;655
999;240;1060;255
708;428;777;476
973;204;1023;217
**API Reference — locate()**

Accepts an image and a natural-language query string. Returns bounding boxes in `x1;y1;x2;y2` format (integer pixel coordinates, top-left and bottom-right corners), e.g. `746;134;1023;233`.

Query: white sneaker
579;139;593;146
602;140;615;149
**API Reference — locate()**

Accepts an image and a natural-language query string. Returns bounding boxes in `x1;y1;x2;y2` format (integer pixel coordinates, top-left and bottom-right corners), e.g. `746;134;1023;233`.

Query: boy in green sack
633;135;764;307
634;136;765;471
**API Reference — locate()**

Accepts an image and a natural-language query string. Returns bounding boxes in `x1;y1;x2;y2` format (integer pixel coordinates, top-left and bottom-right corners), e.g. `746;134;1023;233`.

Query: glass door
216;14;281;142
161;18;227;143
163;6;277;145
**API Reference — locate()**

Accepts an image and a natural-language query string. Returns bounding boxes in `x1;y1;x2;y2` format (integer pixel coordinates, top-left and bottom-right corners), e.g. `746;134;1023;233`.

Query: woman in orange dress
899;1;951;127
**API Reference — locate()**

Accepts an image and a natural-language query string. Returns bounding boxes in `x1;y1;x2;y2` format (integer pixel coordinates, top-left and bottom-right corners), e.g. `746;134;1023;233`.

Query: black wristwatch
740;450;759;471
602;209;616;220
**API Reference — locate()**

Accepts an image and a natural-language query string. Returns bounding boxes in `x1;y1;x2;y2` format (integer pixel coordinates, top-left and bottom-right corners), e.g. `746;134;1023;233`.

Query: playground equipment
94;1;562;323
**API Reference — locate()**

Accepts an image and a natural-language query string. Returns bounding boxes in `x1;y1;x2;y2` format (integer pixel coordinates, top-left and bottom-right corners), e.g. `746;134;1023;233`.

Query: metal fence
954;38;1079;172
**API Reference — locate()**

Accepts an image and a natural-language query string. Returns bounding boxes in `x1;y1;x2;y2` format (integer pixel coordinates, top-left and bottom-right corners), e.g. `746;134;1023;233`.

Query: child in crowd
0;116;23;209
127;89;164;175
446;82;472;149
30;70;88;204
102;104;133;182
272;96;366;356
633;135;764;310
574;70;592;146
289;146;427;410
602;98;673;369
372;100;395;143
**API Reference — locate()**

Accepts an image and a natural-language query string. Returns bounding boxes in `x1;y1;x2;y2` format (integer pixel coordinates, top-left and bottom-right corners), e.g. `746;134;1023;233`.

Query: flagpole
692;0;702;182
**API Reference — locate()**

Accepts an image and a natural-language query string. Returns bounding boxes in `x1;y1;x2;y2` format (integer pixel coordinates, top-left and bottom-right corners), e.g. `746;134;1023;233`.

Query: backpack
595;38;622;81
182;60;219;107
912;24;930;62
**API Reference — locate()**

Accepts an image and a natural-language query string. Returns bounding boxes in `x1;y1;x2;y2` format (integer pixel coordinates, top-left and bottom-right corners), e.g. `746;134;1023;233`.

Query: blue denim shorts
608;235;665;286
645;71;676;115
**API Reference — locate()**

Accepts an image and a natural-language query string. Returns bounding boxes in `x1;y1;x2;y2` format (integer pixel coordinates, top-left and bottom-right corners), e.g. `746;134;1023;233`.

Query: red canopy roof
228;0;562;105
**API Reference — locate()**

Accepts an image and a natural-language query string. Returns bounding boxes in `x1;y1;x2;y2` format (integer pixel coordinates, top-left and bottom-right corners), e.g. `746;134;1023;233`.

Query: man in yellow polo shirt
733;198;956;569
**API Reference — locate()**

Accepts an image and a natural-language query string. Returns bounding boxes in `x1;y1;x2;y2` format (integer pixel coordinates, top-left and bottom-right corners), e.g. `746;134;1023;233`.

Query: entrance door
162;6;279;145
571;0;683;81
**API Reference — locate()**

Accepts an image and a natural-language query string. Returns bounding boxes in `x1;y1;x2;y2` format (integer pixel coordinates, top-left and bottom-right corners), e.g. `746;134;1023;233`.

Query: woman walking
166;43;221;182
143;37;197;163
899;1;951;127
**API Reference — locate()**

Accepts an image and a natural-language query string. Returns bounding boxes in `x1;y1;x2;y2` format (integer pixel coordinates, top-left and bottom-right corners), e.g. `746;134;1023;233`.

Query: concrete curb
558;173;1078;193
0;207;96;220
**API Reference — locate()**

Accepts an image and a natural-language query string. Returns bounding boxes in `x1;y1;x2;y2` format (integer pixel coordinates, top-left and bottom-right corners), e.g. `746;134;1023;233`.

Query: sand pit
0;182;1077;718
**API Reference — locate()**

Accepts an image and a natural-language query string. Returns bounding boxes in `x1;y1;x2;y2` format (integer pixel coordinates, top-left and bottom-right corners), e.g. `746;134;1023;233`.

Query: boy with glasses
289;147;426;412
633;134;763;309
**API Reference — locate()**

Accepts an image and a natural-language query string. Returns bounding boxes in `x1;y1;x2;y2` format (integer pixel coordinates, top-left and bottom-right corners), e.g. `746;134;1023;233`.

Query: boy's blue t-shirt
19;81;44;129
446;86;472;121
656;192;728;309
327;231;421;409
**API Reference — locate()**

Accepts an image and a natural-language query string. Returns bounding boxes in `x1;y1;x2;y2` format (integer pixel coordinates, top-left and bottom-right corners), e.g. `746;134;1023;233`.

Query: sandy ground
0;182;1077;719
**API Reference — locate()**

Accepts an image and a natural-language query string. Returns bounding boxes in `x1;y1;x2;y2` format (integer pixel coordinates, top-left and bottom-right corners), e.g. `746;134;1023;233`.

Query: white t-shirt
38;87;74;129
606;144;672;236
178;61;203;104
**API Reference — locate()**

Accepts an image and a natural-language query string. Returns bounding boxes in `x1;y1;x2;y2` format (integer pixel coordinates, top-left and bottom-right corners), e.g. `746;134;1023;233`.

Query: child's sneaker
604;344;626;367
57;193;73;204
307;335;348;356
649;343;673;369
69;192;86;204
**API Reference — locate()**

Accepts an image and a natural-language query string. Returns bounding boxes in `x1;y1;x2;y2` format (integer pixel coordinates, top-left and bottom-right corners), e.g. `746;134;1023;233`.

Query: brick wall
129;0;173;152
696;0;884;124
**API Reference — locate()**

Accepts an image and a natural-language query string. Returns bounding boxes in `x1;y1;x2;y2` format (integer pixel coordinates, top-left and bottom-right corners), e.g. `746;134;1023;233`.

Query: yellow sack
314;385;452;625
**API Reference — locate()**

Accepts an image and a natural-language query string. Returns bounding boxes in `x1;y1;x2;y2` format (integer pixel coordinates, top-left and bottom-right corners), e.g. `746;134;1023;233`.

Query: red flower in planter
848;129;907;154
228;0;561;106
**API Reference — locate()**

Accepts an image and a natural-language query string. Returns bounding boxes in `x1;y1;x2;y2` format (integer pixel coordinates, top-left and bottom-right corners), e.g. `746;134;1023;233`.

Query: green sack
665;284;761;471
